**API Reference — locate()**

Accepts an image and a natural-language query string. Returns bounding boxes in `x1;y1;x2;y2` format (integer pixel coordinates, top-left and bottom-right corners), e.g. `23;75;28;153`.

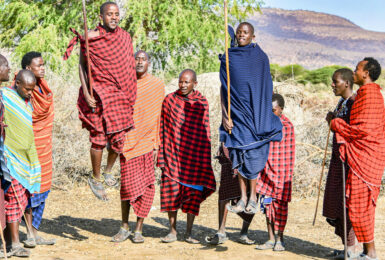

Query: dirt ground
20;185;385;260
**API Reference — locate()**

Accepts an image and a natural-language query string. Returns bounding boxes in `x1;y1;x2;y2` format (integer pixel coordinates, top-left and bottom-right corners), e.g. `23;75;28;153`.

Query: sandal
22;237;36;248
102;172;118;187
226;199;246;214
132;231;145;243
0;249;12;259
36;236;56;245
9;244;30;257
184;235;200;244
205;233;228;245
244;200;258;214
273;241;286;251
238;235;255;245
161;233;177;243
111;227;131;242
88;176;109;201
255;240;275;250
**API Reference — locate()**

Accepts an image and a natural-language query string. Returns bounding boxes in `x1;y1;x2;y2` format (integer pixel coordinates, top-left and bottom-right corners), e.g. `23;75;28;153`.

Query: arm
220;87;233;132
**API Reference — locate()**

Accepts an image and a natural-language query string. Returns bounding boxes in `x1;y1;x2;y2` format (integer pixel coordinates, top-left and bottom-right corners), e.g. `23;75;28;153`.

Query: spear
224;0;231;134
342;162;348;260
82;0;94;104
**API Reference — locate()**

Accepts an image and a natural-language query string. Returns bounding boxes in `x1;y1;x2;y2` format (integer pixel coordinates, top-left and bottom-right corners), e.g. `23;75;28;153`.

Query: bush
298;65;347;85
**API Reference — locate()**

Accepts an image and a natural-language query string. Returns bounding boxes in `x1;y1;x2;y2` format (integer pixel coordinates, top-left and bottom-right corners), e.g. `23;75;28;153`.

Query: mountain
249;8;385;69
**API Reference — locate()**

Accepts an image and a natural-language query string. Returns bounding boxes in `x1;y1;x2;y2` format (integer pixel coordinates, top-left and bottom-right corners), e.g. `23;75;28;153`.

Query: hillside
250;8;385;68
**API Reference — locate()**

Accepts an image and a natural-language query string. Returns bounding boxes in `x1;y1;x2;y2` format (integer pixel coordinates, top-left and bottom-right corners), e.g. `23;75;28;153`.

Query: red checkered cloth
217;144;254;223
157;90;216;200
265;199;288;233
323;96;356;246
120;151;155;218
255;114;295;202
160;175;203;216
64;25;137;153
0;184;5;229
4;178;29;223
331;83;385;243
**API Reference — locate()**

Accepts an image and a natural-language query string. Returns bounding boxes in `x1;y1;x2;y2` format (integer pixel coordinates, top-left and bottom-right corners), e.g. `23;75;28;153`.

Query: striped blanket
2;87;41;193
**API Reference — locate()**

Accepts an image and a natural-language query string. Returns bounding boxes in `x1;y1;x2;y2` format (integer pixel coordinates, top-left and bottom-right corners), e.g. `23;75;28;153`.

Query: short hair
0;54;7;66
272;93;285;109
15;69;36;84
21;51;42;69
134;50;150;60
179;69;197;82
363;57;382;82
333;68;354;88
100;1;118;15
237;22;254;35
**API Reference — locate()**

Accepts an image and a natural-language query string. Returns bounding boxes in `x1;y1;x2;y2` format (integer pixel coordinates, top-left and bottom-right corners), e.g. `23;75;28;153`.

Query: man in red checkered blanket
157;69;216;244
63;2;136;201
329;58;385;260
255;94;295;252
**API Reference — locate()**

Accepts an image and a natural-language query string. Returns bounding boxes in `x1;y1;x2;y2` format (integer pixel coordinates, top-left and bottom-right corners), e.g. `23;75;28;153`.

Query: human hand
85;94;97;109
222;117;233;132
325;111;335;125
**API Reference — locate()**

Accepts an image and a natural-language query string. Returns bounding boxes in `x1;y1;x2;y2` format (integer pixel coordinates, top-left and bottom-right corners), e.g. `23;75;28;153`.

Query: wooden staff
312;124;332;226
82;0;94;101
224;0;231;134
342;162;348;260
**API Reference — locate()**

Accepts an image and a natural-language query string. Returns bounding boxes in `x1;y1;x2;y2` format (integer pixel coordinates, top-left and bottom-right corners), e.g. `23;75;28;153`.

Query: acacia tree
0;0;262;76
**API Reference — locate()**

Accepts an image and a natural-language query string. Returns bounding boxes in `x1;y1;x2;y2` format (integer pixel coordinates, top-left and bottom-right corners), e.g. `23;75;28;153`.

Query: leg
185;213;199;244
245;179;258;214
132;217;145;243
217;200;228;234
88;148;108;201
103;146;119;187
90;148;103;180
229;174;247;213
111;201;131;242
255;217;275;250
4;222;30;257
363;242;376;259
160;211;178;243
24;208;35;238
238;220;255;245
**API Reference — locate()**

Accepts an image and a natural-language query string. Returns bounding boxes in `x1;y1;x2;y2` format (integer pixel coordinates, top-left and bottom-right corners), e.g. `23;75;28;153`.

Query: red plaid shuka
265;200;288;233
160;175;203;216
64;25;137;152
157;90;216;201
120;151;155;218
255;114;295;202
331;83;385;243
323;96;356;246
4;178;29;223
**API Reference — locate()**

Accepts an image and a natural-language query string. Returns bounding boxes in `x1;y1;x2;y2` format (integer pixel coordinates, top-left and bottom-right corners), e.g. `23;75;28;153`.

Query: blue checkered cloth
27;190;50;229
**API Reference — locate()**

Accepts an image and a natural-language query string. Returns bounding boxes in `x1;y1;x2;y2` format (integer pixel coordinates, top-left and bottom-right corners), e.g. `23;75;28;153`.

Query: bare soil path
22;186;385;259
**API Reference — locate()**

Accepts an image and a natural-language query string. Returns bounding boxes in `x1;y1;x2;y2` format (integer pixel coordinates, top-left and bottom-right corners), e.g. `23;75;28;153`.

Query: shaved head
0;54;7;66
100;1;118;14
135;50;150;60
179;69;197;82
16;69;36;85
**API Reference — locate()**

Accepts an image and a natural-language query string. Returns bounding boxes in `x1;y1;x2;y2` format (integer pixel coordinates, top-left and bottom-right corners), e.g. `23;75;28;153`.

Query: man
323;69;361;259
254;94;295;252
220;22;282;214
329;58;385;260
3;70;41;257
64;1;137;201
158;69;216;244
20;51;56;248
205;144;255;245
111;50;164;243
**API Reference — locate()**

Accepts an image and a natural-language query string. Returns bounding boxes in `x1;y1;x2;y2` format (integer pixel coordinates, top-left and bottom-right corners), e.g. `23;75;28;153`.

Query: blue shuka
219;26;282;180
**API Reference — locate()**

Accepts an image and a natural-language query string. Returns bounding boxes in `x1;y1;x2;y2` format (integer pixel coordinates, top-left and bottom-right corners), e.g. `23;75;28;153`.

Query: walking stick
81;0;94;112
224;0;231;134
342;162;348;260
312;124;332;226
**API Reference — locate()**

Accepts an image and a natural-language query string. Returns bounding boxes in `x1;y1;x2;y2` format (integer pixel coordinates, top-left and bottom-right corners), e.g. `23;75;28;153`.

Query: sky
263;0;385;32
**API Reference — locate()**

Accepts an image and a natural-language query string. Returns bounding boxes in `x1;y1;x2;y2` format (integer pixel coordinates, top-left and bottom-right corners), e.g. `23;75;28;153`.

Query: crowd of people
0;1;384;259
